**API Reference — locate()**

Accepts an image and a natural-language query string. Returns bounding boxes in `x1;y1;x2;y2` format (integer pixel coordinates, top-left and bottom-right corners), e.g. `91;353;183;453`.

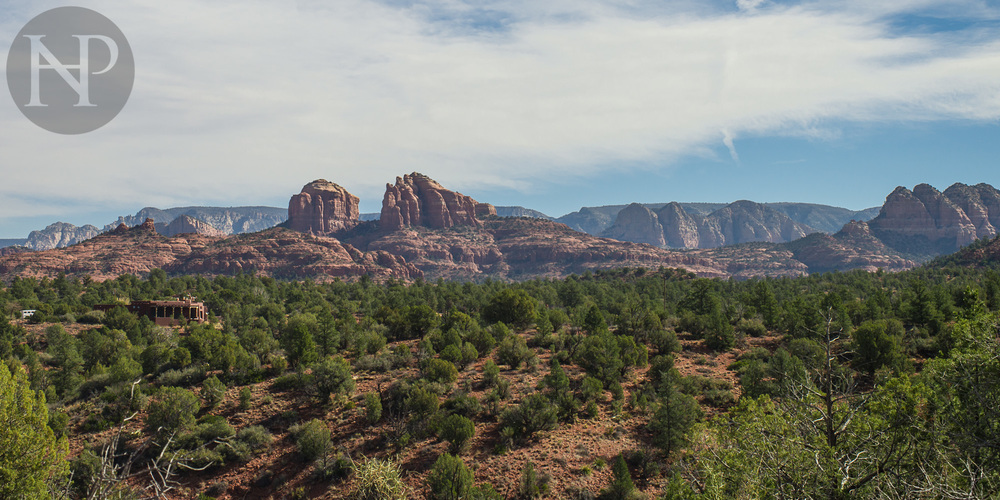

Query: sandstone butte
867;183;1000;255
380;172;496;231
287;179;361;235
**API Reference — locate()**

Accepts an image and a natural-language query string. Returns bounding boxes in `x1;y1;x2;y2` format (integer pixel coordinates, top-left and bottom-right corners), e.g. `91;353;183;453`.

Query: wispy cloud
1;0;999;226
722;129;740;163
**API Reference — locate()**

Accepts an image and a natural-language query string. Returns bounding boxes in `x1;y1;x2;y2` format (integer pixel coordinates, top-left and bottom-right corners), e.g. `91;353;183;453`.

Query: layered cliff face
160;215;226;237
602;200;815;249
0;224;418;282
380;172;495;231
867;183;1000;255
25;222;101;250
657;203;701;248
287;179;361;234
600;204;666;247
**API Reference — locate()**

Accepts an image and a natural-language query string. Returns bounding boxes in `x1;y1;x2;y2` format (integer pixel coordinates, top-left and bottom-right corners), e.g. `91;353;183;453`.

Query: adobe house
95;297;208;326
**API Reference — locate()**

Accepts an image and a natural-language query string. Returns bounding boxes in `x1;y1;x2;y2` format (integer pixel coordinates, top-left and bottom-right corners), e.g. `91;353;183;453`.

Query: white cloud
736;0;766;12
1;0;1000;223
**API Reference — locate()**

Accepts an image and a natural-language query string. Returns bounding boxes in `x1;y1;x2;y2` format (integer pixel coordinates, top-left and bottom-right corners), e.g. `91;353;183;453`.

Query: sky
1;0;1000;237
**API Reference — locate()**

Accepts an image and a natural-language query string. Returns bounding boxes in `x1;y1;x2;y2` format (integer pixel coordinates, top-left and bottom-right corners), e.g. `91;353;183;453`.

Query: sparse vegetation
1;264;999;497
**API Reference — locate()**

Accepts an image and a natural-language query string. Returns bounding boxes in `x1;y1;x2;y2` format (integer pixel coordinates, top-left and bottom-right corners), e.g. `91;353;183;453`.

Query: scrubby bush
483;289;537;328
290;419;331;462
482;359;500;387
519;461;548;498
364;391;383;424
499;393;558;441
147;387;201;435
201;376;227;409
236;425;273;451
438;414;475;453
312;356;355;401
497;335;534;370
736;318;767;338
423;358;459;386
443;392;481;419
427;453;474;500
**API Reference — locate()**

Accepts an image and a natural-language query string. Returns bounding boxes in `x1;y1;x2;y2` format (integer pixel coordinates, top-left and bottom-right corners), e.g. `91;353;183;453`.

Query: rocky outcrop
380;173;494;231
559;202;876;236
494;206;552;219
699;201;814;248
601;200;815;249
287;179;361;235
24;222;101;250
657;203;701;248
868;184;982;255
170;228;419;280
0;223;418;282
160;215;226;237
941;183;1000;240
601;204;666;247
105;206;287;235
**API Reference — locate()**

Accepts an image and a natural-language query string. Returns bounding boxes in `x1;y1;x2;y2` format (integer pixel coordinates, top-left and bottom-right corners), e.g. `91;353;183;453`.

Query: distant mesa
287;179;361;235
600;200;815;249
379;172;495;231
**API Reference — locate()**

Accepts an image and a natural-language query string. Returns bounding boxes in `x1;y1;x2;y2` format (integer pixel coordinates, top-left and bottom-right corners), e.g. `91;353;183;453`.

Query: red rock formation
0;226;418;282
380;173;494;231
869;184;978;253
943;183;1000;240
139;218;157;233
287;179;360;234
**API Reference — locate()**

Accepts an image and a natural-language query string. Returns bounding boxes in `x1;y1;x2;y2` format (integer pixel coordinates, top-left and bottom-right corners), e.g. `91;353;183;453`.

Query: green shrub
364;391;383;424
290;419;331;462
272;372;313;391
201;376;226;409
155;364;207;387
423;358;459;386
736;318;767;338
427;453;474;500
147;387;201;435
519;461;548;498
237;425;273;451
499;393;558;441
311;356;355;400
497;335;534;370
648;388;701;457
238;386;252;410
438;414;475;454
482;359;500;387
466;328;496;355
439;344;463;366
443;392;481;418
483;289;538;328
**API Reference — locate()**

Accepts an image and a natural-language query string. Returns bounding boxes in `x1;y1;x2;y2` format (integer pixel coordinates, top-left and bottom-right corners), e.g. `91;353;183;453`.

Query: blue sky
2;0;1000;236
